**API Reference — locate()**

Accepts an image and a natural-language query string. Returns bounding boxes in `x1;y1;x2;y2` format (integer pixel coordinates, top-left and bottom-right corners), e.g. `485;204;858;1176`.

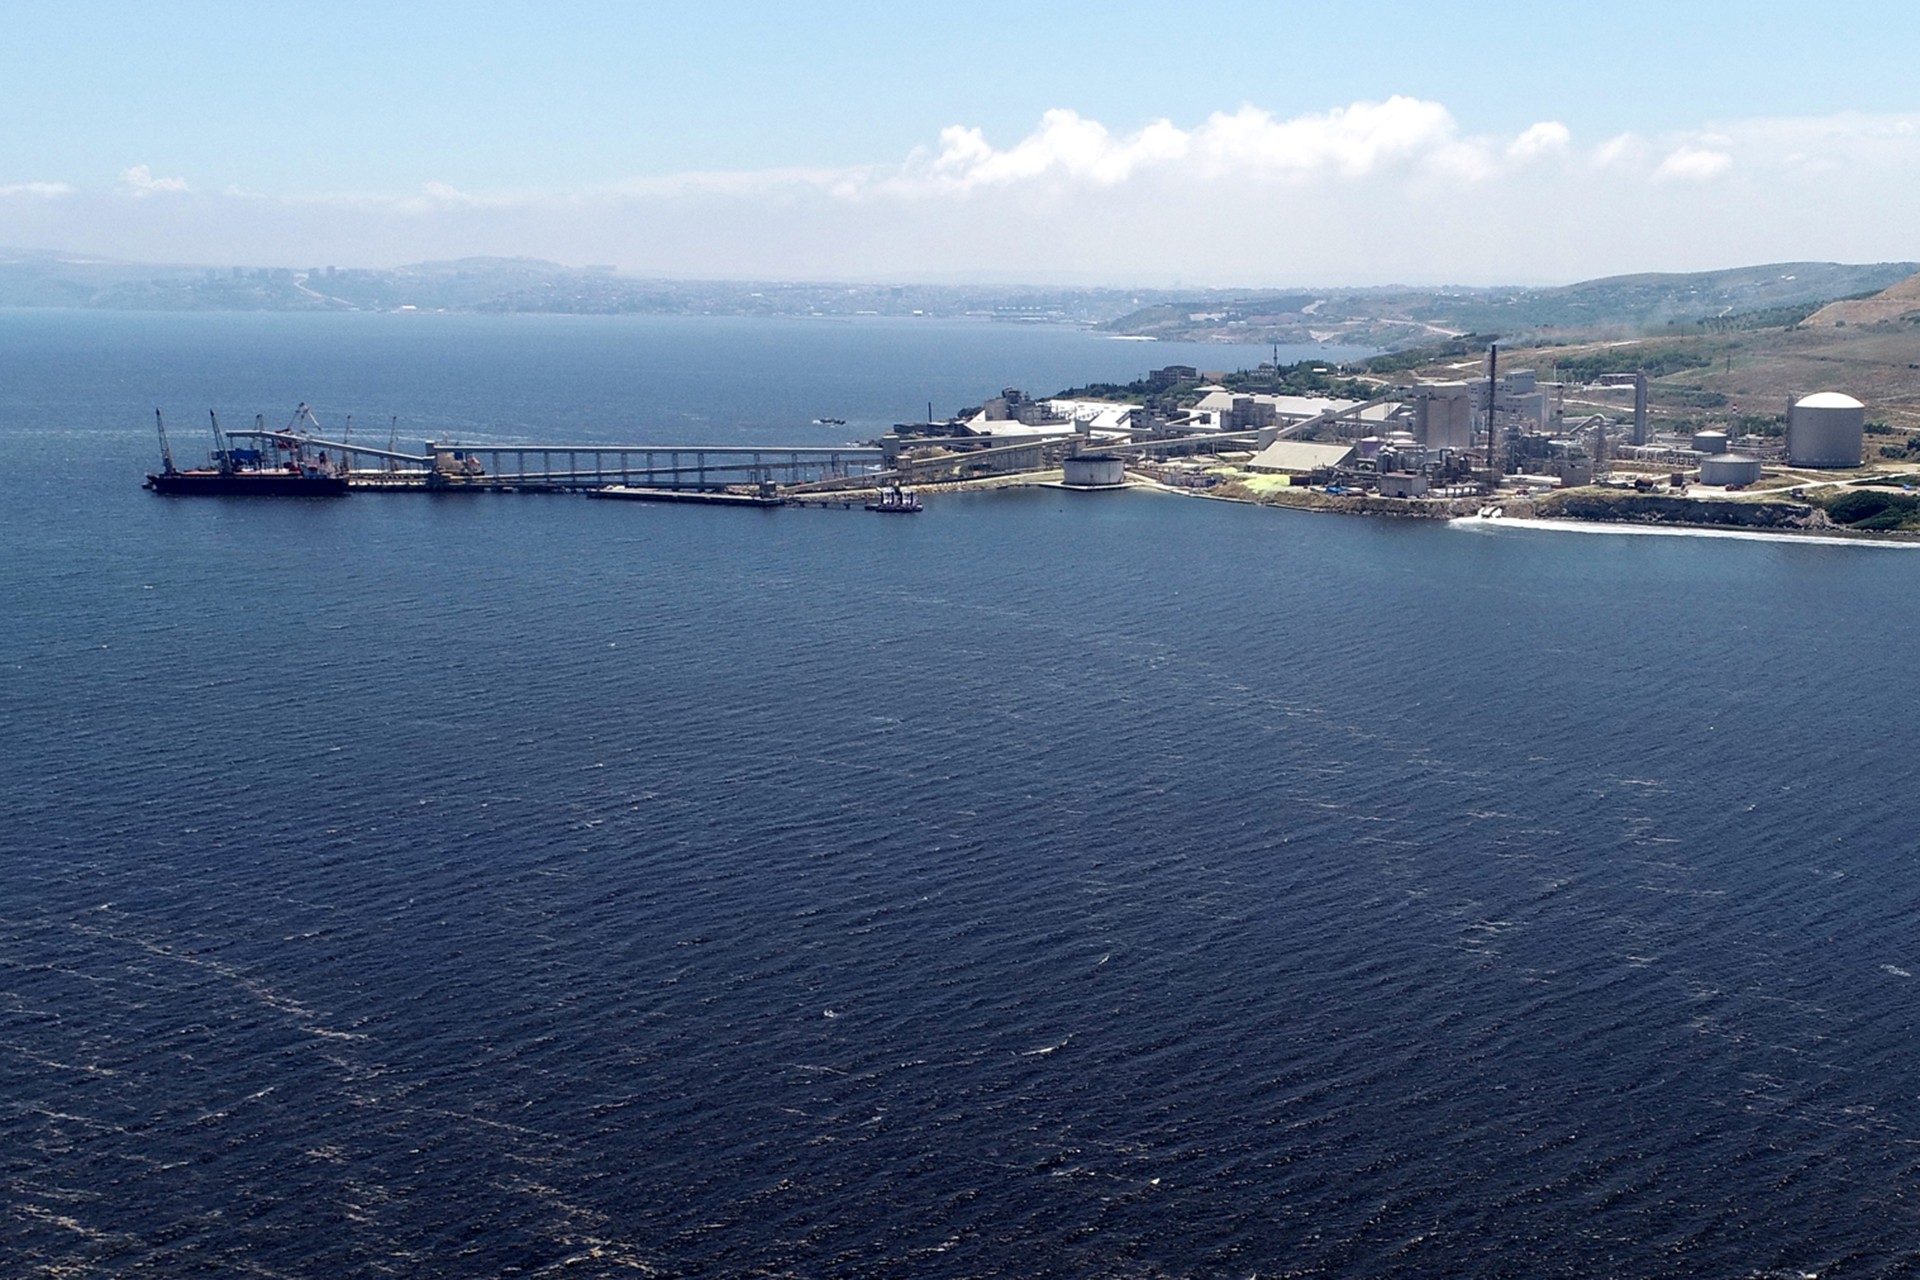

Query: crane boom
154;409;176;474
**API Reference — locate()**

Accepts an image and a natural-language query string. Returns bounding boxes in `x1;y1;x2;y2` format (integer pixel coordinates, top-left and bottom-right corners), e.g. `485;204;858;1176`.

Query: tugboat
144;407;349;497
865;484;922;514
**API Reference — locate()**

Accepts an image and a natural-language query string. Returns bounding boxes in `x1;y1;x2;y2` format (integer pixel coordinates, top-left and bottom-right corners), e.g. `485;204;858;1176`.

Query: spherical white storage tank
1788;392;1865;467
1699;454;1762;486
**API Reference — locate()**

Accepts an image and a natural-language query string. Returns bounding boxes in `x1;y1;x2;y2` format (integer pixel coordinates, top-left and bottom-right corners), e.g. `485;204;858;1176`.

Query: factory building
980;388;1068;428
1220;396;1278;431
1787;392;1866;468
1477;370;1548;432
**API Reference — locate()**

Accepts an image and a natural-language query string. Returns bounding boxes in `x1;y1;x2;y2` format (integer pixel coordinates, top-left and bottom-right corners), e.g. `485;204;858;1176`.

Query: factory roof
1246;440;1356;474
1046;399;1140;433
1193;390;1403;424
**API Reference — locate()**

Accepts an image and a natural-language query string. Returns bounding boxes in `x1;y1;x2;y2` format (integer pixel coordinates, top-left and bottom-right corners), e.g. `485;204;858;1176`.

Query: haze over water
4;311;1919;1277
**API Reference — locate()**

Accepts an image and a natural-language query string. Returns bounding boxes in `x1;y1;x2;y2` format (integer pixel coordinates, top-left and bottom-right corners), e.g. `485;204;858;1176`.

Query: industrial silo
1787;392;1865;467
1413;383;1473;451
1698;454;1762;487
1691;429;1730;455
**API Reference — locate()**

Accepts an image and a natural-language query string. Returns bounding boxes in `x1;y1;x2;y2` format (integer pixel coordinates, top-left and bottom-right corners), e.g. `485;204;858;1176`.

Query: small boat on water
144;406;349;497
866;485;922;514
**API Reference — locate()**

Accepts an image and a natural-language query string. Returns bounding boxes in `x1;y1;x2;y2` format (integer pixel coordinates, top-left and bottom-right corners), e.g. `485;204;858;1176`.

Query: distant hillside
1097;262;1920;347
1434;261;1919;331
1801;270;1920;328
0;249;1158;323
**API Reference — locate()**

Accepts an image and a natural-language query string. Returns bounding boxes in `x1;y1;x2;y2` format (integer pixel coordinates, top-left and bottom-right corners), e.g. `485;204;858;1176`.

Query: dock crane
152;409;176;475
209;410;231;472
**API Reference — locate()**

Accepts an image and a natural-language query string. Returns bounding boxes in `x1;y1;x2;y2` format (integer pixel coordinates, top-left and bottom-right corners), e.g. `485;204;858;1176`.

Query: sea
4;310;1920;1279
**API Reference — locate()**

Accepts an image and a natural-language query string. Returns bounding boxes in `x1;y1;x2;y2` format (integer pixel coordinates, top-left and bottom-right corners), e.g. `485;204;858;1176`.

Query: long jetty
221;429;884;494
211;388;1412;502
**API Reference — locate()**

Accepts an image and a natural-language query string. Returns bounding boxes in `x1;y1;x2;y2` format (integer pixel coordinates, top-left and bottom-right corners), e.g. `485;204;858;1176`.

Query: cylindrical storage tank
1699;453;1763;487
1063;454;1126;487
1788;392;1865;467
1692;429;1730;455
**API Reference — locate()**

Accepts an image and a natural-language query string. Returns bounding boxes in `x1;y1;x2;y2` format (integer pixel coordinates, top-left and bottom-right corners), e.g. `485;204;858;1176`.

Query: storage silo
1787;392;1865;467
1691;429;1730;455
1413;383;1473;451
1698;454;1762;487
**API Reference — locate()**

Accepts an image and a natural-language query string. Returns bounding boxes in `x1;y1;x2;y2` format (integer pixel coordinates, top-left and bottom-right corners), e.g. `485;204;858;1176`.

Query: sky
3;0;1919;286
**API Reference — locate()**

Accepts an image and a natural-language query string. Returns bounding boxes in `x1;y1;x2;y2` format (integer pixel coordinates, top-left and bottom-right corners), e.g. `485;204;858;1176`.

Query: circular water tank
1788;391;1865;467
1699;454;1762;487
1692;429;1730;455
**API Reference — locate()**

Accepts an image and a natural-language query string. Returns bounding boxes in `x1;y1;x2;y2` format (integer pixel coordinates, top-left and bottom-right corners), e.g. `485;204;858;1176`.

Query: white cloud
1190;98;1459;179
120;165;189;196
1654;146;1734;182
1590;133;1642;169
417;181;499;208
0;181;75;198
1508;121;1571;161
893;109;1188;193
885;98;1478;194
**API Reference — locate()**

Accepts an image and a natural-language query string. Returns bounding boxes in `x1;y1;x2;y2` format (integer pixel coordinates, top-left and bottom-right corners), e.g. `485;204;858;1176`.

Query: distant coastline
4;249;1914;352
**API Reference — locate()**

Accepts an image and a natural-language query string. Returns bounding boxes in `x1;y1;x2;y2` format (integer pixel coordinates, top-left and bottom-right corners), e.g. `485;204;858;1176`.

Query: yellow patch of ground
1238;472;1294;494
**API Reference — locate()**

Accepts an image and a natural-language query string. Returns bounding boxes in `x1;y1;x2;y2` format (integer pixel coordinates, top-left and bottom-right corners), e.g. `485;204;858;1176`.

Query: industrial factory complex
868;352;1901;531
147;343;1911;538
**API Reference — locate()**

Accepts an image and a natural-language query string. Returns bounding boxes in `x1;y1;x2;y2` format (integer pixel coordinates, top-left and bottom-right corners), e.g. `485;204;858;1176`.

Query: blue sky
4;1;1919;284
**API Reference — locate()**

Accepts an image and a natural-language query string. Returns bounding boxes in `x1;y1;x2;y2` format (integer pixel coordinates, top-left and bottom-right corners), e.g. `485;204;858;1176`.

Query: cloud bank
119;164;190;196
5;99;1919;285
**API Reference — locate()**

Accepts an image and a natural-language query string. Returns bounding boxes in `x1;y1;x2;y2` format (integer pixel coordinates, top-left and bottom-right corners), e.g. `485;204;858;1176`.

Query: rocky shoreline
908;472;1920;541
1176;479;1920;541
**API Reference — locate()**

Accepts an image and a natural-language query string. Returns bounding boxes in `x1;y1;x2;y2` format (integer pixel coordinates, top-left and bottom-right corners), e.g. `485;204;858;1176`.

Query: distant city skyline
4;0;1919;285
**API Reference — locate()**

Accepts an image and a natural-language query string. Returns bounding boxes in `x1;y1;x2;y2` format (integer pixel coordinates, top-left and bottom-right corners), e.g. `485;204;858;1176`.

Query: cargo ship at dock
144;407;349;497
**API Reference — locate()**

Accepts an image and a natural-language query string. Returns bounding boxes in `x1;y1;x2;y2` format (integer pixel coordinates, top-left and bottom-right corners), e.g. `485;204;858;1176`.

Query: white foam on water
1448;516;1920;548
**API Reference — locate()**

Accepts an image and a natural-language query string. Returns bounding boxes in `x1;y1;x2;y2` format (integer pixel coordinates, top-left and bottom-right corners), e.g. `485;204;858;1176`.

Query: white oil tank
1062;454;1126;487
1788;392;1865;467
1698;454;1762;487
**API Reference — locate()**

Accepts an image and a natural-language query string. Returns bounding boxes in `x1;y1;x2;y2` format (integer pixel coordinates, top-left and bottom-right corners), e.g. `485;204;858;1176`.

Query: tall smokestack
1487;343;1499;480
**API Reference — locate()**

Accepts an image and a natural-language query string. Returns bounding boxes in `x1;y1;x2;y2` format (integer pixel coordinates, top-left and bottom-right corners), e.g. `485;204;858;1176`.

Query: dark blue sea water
5;311;1920;1278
